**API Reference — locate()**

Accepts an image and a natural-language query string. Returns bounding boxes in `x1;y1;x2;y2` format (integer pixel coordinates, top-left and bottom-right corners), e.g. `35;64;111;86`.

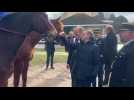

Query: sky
47;12;134;22
47;12;64;19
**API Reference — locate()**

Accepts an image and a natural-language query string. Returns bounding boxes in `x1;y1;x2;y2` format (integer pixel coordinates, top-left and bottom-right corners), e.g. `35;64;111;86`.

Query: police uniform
110;40;134;87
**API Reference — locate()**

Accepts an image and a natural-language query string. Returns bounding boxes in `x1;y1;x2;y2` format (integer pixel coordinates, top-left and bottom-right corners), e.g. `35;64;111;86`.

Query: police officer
110;40;134;87
95;30;105;87
103;25;117;85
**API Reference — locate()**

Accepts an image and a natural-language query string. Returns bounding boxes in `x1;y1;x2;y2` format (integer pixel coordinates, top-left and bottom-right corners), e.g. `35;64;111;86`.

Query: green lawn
31;44;124;66
31;47;68;66
36;47;66;52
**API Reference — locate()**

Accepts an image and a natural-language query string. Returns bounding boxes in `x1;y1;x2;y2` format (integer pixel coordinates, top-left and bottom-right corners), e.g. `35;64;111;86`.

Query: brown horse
0;12;57;87
13;17;64;87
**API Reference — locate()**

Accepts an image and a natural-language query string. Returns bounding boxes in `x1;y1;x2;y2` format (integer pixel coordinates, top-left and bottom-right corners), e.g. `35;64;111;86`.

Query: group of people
44;25;118;87
63;25;117;87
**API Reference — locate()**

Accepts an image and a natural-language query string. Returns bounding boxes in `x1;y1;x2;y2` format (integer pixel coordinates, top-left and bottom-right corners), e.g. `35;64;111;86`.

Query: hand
59;32;65;36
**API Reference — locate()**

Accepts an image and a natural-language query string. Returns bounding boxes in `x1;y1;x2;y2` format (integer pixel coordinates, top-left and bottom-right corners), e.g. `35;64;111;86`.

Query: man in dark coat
65;31;76;69
58;27;100;87
59;26;82;70
103;25;118;85
70;30;100;87
68;29;99;87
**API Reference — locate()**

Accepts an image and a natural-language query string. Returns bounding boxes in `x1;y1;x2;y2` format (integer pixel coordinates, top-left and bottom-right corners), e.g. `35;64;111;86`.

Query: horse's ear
56;17;62;22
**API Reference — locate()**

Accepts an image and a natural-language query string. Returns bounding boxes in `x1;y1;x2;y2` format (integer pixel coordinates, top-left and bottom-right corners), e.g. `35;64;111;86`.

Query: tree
109;13;116;21
115;15;128;23
113;15;128;32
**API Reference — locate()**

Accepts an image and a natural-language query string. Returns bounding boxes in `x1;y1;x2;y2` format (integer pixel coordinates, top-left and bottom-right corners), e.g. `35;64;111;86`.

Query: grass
31;47;68;66
31;44;124;66
35;47;66;52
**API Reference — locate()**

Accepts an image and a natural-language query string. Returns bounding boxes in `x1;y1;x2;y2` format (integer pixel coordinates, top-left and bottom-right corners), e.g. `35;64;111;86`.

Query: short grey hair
85;29;95;40
73;26;85;32
105;25;114;32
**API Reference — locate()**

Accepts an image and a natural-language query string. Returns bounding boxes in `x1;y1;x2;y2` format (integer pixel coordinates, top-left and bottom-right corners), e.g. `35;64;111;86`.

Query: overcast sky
47;12;134;22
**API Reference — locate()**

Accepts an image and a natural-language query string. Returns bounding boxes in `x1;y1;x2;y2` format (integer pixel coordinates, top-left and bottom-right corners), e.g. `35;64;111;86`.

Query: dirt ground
8;63;71;87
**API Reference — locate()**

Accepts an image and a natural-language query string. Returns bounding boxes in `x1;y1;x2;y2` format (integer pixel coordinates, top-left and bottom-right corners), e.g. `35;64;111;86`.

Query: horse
0;12;57;87
13;17;64;87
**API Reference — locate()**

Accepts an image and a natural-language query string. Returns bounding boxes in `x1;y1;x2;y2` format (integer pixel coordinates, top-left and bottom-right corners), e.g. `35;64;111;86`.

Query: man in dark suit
103;25;117;85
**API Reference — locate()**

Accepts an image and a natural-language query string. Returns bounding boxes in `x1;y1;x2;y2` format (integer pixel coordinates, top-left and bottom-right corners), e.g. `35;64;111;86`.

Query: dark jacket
96;37;105;60
45;37;56;53
65;36;74;52
110;40;134;87
66;37;80;53
70;40;100;80
104;32;117;62
57;35;80;66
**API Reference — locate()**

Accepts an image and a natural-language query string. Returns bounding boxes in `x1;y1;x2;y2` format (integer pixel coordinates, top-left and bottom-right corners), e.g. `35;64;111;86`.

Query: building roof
64;24;108;27
101;20;114;24
62;13;103;25
60;12;97;20
121;23;134;30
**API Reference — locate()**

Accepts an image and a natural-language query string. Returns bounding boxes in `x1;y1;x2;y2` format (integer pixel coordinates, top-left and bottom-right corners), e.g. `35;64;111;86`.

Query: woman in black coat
45;34;56;70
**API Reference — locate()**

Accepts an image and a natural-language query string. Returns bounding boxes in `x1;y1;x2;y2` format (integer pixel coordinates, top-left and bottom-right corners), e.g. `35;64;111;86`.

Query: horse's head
51;17;64;36
41;13;58;37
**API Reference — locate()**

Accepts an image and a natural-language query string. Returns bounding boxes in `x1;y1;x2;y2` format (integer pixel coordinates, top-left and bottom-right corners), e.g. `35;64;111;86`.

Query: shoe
45;65;49;70
51;67;55;69
67;64;70;69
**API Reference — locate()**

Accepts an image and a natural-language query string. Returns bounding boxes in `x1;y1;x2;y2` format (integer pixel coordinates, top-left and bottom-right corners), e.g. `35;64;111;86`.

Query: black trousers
104;59;113;85
46;51;54;67
71;75;96;87
67;52;73;65
98;63;104;87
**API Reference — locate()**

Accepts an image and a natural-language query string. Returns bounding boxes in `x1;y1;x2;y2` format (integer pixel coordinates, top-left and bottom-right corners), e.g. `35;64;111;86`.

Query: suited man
66;27;82;69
